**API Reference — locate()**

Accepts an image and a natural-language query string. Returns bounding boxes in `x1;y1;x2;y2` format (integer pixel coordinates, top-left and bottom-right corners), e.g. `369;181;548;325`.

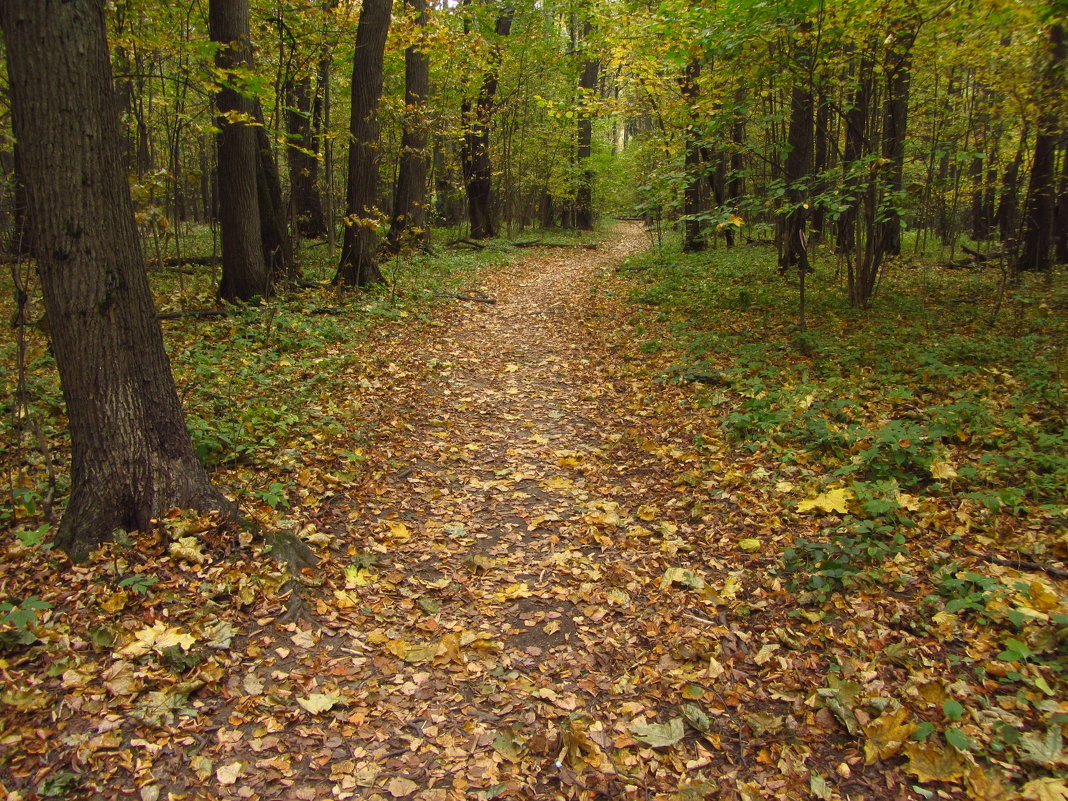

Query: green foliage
0;595;52;644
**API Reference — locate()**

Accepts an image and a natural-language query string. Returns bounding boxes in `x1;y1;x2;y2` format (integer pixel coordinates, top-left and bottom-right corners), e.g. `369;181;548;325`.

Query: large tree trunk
286;74;327;238
210;0;269;302
877;28;915;258
680;58;706;252
574;18;599;232
335;0;391;287
0;0;230;562
461;6;513;240
387;0;431;251
253;104;296;282
1054;138;1068;264
1018;22;1065;273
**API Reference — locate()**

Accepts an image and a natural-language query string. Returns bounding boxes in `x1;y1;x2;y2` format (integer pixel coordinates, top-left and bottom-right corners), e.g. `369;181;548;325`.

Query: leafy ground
0;223;1066;801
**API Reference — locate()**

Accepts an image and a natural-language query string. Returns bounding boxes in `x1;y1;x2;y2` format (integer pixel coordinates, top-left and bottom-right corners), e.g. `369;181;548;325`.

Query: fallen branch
148;255;221;269
431;290;496;304
157;309;229;321
447;238;487;250
969;550;1068;581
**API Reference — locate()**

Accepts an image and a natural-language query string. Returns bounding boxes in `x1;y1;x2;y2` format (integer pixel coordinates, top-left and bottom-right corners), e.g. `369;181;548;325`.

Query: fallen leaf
387;777;419;798
797;487;853;514
631;717;685;748
904;741;967;782
864;707;918;764
297;693;342;714
216;762;243;786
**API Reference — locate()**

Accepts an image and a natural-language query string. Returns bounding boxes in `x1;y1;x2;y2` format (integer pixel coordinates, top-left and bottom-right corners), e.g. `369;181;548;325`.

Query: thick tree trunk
210;0;269;302
0;0;230;561
335;0;391;286
387;0;431;251
461;7;513;240
997;135;1024;246
680;58;706;252
575;19;599;232
877;28;915;258
810;89;829;243
1018;22;1065;273
1054;139;1068;264
286;75;327;238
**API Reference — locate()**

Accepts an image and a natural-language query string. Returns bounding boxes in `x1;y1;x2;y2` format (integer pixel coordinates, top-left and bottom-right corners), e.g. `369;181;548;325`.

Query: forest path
212;223;799;800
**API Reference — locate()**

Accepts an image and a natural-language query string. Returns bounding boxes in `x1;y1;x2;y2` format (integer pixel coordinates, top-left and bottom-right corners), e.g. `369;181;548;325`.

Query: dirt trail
178;223;792;799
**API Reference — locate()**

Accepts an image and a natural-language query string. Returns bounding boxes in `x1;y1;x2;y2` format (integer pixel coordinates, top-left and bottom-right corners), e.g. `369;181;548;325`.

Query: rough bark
837;51;874;256
387;0;431;251
1055;138;1068;264
253;104;296;282
461;6;513;240
335;0;392;286
1018;22;1065;273
210;0;269;302
286;74;327;238
680;58;706;253
877;28;915;258
575;18;599;232
0;0;230;561
779;33;813;274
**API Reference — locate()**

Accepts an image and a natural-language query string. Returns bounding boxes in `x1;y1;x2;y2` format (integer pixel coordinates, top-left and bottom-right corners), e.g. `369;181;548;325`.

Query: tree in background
0;0;230;560
335;0;392;287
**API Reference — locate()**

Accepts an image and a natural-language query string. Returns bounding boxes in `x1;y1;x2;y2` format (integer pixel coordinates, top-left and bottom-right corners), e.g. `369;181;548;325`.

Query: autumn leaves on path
262;222;809;800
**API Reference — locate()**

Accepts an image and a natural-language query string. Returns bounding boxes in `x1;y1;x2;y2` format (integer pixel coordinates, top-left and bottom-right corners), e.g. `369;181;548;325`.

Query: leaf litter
0;222;1066;800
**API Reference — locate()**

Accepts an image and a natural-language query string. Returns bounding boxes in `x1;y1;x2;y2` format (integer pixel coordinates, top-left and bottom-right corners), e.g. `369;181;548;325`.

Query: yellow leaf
119;622;195;658
344;565;377;587
385;521;411;542
966;765;1013;801
637;504;658;521
753;644;779;665
296;693;341;714
433;633;461;666
387;777;419;798
796;488;853;514
215;762;243;786
169;536;207;564
930;458;958;480
1022;778;1068;801
864;707;918;765
739;538;761;552
904;742;966;783
385;639;410;659
100;589;128;614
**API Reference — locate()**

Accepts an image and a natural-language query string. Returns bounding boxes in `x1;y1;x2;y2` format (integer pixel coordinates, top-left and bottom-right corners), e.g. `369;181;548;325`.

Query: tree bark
253;104;296;282
387;0;431;251
0;0;230;561
837;50;874;256
335;0;392;286
1054;138;1068;264
779;30;813;274
286;74;328;238
461;5;513;240
1018;21;1065;273
210;0;270;302
877;28;915;258
680;58;706;252
575;18;599;232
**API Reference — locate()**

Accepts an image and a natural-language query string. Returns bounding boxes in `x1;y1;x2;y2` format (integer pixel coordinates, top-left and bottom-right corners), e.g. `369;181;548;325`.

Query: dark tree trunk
210;0;269;302
1018;22;1065;273
836;52;874;255
253;104;296;282
779;35;814;274
335;0;391;286
461;7;513;240
810;88;829;242
0;0;230;561
997;135;1024;245
877;28;915;258
387;0;431;251
575;19;599;231
680;58;706;252
1054;138;1068;264
286;75;327;238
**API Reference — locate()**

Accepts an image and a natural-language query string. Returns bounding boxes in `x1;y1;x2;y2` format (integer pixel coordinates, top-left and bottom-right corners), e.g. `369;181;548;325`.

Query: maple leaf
864;707;918;764
903;742;967;782
631;718;685;748
118;622;195;658
297;693;342;714
797;487;853;514
1022;778;1068;801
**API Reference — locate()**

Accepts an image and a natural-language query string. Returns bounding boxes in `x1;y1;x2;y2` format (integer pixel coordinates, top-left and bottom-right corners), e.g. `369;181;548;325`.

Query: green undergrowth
0;225;512;533
623;234;1066;572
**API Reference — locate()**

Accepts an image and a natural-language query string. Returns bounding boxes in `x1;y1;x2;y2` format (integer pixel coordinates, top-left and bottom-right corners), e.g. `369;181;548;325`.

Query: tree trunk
387;0;431;251
210;0;269;302
877;28;915;258
1054;138;1068;264
779;31;813;274
335;0;391;286
1018;21;1065;273
461;6;513;240
286;74;327;238
575;19;599;232
810;88;829;243
997;134;1024;246
836;51;874;256
253;104;296;282
680;58;706;252
0;0;230;561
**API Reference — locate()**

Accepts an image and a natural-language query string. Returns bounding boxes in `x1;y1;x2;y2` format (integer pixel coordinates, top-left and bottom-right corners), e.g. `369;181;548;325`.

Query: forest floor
1;222;1066;801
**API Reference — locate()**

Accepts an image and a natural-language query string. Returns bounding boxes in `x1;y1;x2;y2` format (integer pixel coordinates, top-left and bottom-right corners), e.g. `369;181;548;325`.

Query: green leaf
942;700;964;721
945;727;972;752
